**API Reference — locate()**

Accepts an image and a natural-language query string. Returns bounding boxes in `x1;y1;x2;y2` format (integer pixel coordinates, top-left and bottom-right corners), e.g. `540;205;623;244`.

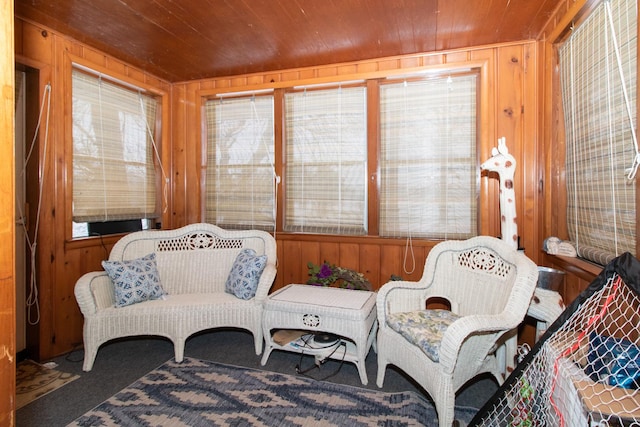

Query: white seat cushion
386;309;461;362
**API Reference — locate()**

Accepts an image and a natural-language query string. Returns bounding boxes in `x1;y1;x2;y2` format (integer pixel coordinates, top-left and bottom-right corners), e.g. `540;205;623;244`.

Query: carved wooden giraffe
481;137;518;249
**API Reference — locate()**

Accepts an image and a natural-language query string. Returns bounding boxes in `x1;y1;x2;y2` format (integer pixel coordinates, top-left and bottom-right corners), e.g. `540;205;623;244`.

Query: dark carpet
17;329;498;426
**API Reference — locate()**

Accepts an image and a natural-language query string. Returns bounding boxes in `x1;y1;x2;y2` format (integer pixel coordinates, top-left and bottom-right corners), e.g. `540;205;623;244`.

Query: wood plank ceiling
15;0;562;83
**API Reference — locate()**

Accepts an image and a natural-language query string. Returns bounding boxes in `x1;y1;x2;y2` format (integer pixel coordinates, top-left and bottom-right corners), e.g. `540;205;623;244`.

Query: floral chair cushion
386;309;461;363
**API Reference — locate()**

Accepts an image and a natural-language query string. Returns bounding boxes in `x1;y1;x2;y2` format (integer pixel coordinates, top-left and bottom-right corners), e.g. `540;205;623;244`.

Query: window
204;94;276;231
559;0;637;264
72;68;161;238
379;74;478;239
203;74;480;239
283;86;368;235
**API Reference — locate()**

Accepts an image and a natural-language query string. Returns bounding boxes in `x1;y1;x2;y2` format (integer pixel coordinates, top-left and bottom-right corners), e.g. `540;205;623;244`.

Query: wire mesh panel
471;253;640;427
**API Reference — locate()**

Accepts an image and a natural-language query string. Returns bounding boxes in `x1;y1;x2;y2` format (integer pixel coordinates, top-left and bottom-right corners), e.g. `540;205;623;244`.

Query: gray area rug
68;357;477;426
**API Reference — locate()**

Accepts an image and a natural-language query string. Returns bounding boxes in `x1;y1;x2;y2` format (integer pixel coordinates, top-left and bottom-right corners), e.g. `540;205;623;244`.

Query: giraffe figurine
481;137;522;375
481;137;518;249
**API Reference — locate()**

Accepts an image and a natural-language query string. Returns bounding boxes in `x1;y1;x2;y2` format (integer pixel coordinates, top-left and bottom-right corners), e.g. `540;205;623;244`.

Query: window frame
377;71;480;239
65;56;168;242
282;83;369;235
203;93;277;232
201;65;486;240
550;0;639;266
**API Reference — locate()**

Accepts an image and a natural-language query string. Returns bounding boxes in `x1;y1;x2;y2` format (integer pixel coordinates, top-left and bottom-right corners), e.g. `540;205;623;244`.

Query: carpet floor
17;329;499;426
69;357;479;426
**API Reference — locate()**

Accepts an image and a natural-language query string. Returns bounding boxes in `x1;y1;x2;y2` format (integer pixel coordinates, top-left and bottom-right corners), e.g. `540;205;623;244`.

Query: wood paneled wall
14;17;172;360
3;0;623;418
537;0;604;301
1;2;15;425
172;42;542;292
15;15;543;359
14;7;606;362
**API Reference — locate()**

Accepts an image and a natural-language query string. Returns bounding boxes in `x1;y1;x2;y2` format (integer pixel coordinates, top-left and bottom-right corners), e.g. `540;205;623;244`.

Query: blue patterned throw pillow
102;253;166;307
225;249;268;300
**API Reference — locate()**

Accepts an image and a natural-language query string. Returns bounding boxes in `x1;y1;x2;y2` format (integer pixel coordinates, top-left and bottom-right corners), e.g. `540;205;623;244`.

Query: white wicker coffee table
261;284;377;385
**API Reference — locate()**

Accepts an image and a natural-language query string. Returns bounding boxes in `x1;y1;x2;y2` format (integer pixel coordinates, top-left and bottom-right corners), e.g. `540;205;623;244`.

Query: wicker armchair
376;236;538;427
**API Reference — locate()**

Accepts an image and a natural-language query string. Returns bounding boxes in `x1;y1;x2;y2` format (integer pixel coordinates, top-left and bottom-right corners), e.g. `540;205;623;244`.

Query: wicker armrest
74;271;115;316
377;281;432;326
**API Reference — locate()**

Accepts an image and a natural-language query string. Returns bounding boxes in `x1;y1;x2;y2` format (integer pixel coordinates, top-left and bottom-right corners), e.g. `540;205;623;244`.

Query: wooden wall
13;3;608;363
172;42;542;292
538;0;605;303
3;0;625;419
15;15;543;360
14;17;173;360
1;2;15;425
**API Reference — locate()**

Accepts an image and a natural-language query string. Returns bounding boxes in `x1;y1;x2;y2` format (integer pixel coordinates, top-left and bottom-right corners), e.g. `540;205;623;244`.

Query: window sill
546;254;602;282
65;233;123;251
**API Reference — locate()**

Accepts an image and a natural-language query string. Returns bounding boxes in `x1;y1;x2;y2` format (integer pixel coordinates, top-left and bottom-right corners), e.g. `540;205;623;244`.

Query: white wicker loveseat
74;223;277;371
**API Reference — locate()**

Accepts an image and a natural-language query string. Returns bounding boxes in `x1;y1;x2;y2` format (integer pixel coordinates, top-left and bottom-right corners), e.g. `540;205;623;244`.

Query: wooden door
0;0;16;424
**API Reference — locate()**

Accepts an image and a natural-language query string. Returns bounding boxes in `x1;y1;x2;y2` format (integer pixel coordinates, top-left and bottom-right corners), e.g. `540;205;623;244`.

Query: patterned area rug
16;360;80;409
69;357;478;426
